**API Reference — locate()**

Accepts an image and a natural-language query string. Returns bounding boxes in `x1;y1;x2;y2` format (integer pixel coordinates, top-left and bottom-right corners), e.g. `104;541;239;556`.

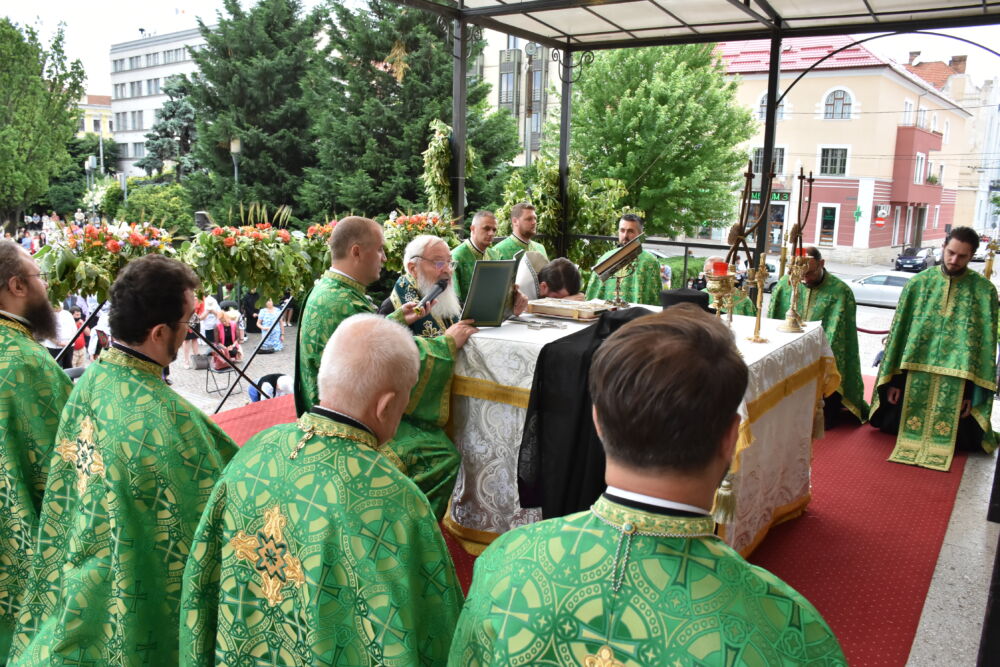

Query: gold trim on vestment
898;362;997;393
407;353;435;414
324;269;367;295
100;347;163;378
451;375;531;409
294;413;406;473
0;316;32;339
591;497;717;537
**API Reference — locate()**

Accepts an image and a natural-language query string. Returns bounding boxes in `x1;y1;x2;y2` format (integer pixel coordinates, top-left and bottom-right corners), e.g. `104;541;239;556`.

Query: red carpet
213;378;966;663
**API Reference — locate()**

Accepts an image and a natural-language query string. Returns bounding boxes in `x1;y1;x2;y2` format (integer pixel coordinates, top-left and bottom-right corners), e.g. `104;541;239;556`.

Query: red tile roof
717;36;887;74
904;62;957;90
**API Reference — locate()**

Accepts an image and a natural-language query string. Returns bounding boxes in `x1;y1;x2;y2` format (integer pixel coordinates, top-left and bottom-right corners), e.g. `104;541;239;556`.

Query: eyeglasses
414;257;457;271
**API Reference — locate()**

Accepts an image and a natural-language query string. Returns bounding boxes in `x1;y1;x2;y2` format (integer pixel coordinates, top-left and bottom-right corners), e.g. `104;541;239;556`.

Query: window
132;142;145;158
752;147;785;175
113;83;126;99
499;73;514;104
824;90;852;119
903;100;914;124
934;205;940;229
93;118;101;133
115;112;127;131
914;152;926;184
944;120;950;143
893;206;902;245
819;148;847;176
164;49;175;64
130;81;142;97
497;49;521;115
78;117;85;132
886;276;910;287
757;93;785;120
146;78;160;96
146;52;159;67
130;110;143;131
109;119;113;132
113;58;125;72
938;164;944;182
863;275;887;286
819;206;837;246
128;55;142;69
930;113;938;133
507;35;520;49
118;143;129;158
917;106;927;128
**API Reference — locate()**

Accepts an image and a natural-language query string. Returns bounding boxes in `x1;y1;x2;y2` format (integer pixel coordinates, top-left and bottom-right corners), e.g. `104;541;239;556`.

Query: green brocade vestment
768;272;869;421
449;496;846;666
294;270;460;519
585;249;662;306
491;235;547;261
703;287;757;316
10;347;237;666
452;239;498;302
0;317;72;661
180;412;464;666
389;273;456;338
870;268;998;471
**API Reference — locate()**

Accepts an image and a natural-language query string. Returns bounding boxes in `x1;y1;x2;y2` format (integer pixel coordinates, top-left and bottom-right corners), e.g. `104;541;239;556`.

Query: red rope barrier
857;327;890;335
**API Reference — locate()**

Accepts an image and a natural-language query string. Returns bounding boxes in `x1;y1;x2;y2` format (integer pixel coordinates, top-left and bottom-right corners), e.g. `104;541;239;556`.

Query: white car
849;271;913;308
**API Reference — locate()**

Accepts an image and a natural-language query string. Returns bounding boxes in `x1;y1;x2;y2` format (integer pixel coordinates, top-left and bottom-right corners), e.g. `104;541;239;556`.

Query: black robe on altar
517;307;652;519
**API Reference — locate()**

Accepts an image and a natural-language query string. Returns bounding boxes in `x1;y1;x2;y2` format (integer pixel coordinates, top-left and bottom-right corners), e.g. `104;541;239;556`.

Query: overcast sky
4;1;999;94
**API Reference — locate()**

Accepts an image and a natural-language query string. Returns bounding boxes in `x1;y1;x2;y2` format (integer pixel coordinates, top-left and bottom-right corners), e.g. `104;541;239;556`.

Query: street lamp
230;137;241;197
523;42;538;169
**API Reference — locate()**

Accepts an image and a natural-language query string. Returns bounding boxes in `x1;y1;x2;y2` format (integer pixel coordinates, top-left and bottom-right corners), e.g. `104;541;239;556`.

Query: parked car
849;271;913;307
894;247;937;272
972;240;989;262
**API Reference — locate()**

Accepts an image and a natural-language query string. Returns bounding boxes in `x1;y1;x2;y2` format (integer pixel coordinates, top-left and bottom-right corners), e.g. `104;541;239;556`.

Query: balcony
891;125;943;205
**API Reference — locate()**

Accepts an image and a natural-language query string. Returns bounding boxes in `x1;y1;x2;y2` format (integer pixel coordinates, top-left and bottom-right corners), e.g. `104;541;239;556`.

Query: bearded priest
381;235;465;338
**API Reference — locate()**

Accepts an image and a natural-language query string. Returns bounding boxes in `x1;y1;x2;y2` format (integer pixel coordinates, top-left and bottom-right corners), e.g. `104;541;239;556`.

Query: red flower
223;236;236;247
84;224;98;238
105;240;121;254
278;230;291;243
211;228;225;236
127;232;147;247
250;231;263;240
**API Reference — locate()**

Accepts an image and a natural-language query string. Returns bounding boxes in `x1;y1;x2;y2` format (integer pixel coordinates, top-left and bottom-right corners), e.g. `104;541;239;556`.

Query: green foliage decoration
382;212;460;275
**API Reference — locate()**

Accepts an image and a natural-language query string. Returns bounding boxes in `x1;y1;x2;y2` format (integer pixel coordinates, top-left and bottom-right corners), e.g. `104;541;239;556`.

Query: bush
121;183;196;235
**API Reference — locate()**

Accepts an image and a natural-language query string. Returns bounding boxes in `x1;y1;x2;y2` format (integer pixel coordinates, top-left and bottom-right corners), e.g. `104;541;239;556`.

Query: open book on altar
460;251;523;327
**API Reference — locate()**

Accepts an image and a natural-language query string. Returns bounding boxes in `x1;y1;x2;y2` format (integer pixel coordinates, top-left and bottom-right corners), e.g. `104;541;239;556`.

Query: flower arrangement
382;211;459;274
35;221;176;303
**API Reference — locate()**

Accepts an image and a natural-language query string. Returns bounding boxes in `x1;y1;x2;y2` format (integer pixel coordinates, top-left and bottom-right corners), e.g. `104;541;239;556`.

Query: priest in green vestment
492;202;548;260
450;306;845;666
585;214;662;306
181;314;463;665
381;235;463;338
10;255;237;666
870;227;998;472
700;255;757;316
294;217;477;519
452;210;499;301
0;242;73;661
768;246;868;425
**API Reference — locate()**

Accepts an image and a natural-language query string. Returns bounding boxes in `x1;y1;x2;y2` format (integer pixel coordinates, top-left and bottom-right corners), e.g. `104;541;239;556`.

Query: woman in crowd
255;298;284;353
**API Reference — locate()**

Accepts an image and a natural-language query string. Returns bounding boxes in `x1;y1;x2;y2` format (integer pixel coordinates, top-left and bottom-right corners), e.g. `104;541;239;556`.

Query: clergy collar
603;486;710;518
469;238;488;255
0;309;32;329
511;233;531;246
111;341;162;368
805;268;827;289
310;405;376;438
328;267;364;284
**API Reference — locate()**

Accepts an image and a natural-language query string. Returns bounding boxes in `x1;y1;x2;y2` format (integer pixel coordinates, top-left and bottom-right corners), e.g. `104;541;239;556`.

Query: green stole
871;268;998;471
584;248;662;306
767;271;869;422
0;317;73;661
294;270;460;519
702;287;757;316
492;235;548;261
449;495;845;665
179;411;463;666
389;273;456;337
10;347;237;666
452;239;498;301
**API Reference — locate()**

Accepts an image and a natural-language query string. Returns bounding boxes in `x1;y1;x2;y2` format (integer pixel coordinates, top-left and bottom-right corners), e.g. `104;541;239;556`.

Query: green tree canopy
135;75;198;179
185;0;324;222
299;0;518;220
0;19;85;225
570;44;754;236
36;133;119;216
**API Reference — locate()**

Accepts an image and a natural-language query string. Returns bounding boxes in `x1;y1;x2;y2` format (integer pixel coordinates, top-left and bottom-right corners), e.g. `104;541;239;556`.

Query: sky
4;2;999;94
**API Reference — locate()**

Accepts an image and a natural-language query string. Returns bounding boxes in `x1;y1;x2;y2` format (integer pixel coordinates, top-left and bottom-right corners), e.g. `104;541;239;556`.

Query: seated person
516;253;583;301
212;308;243;369
451;305;845;664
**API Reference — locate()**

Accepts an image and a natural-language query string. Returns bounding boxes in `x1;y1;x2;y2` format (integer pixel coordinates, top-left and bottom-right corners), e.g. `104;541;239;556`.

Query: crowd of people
0;208;994;664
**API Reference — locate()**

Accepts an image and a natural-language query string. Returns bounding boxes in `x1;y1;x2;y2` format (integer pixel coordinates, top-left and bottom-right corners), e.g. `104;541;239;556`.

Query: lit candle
712;261;729;276
794;248;807;257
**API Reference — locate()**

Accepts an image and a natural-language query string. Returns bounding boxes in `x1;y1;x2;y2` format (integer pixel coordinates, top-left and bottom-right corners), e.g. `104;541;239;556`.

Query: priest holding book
585;214;662;306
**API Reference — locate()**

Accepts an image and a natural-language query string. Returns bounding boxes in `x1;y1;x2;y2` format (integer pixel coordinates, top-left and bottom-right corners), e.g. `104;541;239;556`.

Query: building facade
76;95;113;140
109;28;205;176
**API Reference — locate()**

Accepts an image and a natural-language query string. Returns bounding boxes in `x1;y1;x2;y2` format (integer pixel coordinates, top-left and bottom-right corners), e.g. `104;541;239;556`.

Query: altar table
444;311;839;556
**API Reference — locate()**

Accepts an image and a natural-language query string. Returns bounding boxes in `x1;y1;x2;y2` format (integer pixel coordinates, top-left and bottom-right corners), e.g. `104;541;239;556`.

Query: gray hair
703;255;724;273
317;314;419;408
0;240;28;291
471;210;496;227
403;235;447;274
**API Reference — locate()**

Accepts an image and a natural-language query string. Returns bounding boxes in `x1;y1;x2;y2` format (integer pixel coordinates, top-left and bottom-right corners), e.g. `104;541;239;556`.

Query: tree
35;133;119;215
186;0;324;221
121;182;195;234
299;0;518;219
569;44;755;236
0;19;85;226
135;75;198;179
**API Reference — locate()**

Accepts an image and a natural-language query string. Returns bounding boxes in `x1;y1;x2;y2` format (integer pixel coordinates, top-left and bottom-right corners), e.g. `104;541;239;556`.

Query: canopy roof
400;0;1000;51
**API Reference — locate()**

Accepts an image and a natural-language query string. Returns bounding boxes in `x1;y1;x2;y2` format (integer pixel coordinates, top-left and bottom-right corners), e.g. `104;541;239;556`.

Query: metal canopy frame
391;0;999;262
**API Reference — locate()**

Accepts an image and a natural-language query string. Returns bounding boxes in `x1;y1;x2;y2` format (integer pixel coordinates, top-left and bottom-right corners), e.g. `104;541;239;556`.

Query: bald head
329;216;381;260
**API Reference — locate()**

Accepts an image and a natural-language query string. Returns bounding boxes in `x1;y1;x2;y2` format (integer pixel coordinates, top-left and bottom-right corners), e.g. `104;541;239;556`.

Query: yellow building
76;94;114;138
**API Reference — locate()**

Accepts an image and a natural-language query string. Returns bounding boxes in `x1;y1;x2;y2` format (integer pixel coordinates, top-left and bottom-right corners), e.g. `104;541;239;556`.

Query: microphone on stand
416;278;449;309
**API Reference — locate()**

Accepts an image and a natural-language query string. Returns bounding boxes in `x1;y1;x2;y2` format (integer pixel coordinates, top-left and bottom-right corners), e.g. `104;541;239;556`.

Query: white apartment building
109;27;206;176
